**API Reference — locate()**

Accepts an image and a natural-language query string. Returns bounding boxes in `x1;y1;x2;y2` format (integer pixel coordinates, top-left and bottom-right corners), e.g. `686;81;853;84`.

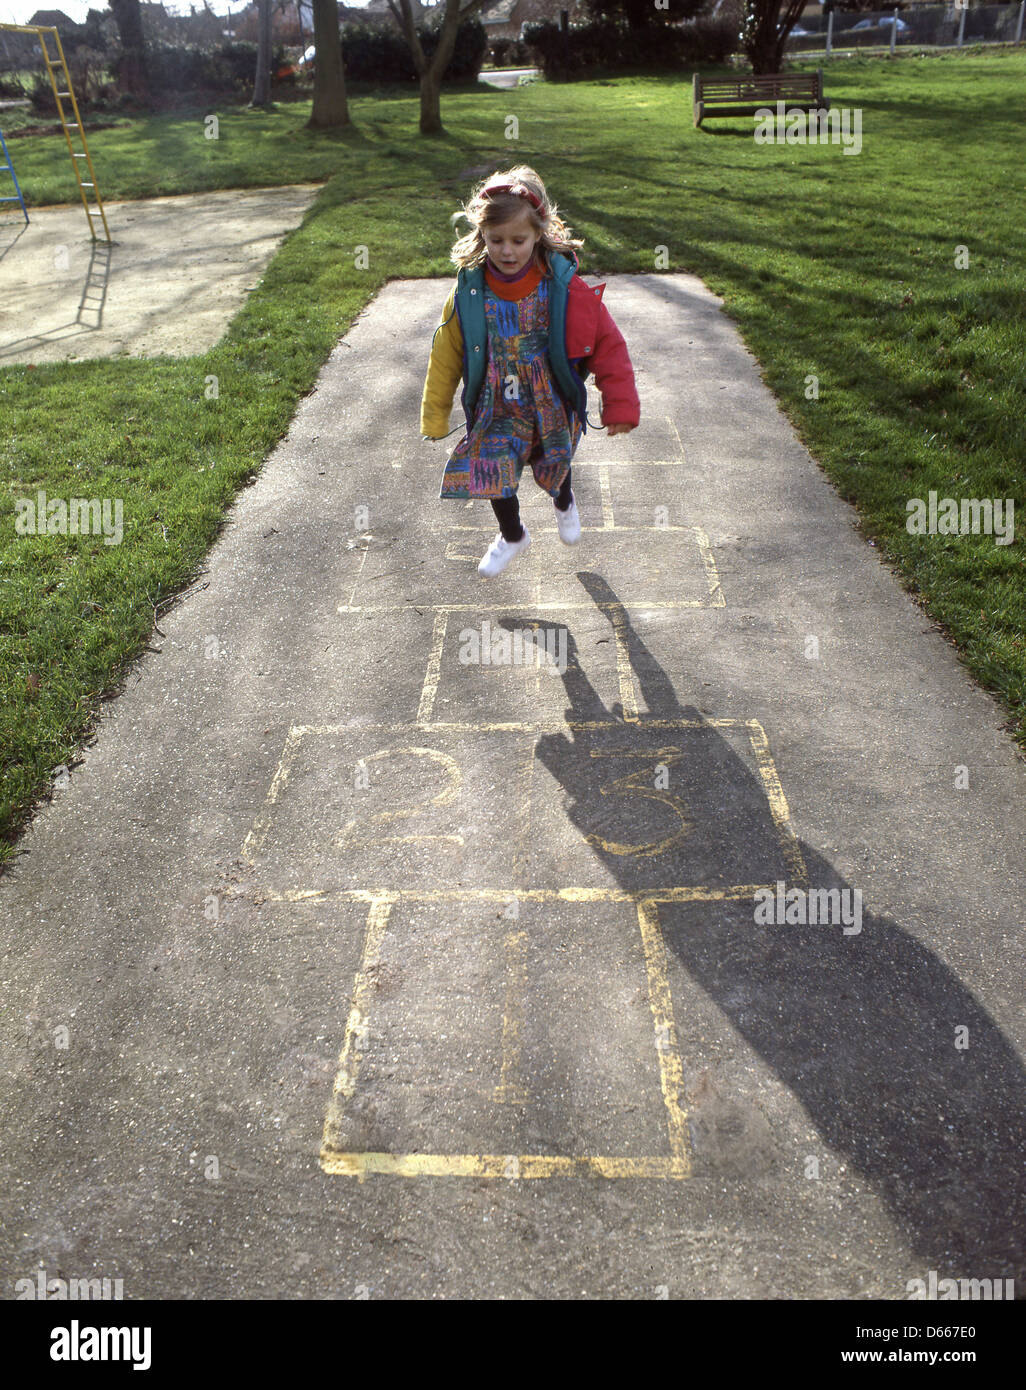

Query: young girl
421;166;640;577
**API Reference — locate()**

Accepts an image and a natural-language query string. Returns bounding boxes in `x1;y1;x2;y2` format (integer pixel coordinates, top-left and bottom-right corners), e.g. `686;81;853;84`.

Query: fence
785;2;1026;53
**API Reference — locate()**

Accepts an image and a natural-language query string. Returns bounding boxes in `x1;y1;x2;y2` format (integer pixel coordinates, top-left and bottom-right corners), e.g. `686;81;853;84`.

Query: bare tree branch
387;0;428;75
389;0;490;131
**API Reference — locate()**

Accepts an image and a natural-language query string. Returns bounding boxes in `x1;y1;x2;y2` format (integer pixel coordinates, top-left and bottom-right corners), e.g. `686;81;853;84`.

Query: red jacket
420;249;640;438
563;269;640;428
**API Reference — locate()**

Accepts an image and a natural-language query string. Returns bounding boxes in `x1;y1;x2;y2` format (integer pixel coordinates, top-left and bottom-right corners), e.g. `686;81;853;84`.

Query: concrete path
478;67;539;89
0;184;321;364
1;272;1024;1299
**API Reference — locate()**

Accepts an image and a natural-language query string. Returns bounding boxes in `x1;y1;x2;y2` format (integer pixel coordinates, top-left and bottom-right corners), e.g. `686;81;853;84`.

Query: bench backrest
695;72;823;102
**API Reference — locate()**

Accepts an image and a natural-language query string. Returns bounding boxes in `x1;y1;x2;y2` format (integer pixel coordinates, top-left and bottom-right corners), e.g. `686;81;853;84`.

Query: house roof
28;10;79;26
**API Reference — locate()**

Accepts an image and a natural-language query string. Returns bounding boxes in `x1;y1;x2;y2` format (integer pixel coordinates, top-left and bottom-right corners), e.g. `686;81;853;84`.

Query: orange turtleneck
483;255;545;300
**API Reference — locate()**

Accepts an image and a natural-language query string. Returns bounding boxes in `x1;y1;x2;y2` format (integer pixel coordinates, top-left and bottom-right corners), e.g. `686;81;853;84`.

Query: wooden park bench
693;70;829;126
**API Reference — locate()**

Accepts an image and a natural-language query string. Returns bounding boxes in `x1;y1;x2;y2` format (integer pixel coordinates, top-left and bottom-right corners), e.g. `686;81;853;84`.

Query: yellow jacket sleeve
421;286;464;439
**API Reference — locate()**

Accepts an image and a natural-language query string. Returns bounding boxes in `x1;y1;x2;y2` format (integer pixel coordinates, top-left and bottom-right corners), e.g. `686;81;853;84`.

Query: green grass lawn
1;50;1024;866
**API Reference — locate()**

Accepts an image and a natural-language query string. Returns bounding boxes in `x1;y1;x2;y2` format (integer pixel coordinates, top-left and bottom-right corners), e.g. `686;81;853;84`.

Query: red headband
479;181;546;215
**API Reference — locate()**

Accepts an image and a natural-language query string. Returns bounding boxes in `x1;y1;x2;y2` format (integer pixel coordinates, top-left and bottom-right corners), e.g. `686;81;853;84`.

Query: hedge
341;18;488;83
489;37;533;67
522;18;738;76
143;41;265;94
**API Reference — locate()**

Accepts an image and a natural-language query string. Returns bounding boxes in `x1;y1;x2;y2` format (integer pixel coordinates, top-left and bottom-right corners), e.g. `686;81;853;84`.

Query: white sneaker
478;527;531;578
554;491;581;544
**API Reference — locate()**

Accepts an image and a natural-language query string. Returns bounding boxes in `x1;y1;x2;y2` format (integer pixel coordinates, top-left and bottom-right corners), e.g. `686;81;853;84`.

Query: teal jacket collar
453;249;591;434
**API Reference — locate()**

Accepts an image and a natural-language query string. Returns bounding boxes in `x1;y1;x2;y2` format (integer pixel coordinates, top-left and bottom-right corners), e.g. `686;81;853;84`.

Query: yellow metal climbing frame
0;22;111;241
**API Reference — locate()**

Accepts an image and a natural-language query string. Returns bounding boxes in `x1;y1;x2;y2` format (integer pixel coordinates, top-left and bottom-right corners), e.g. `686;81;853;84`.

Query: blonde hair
449;165;583;274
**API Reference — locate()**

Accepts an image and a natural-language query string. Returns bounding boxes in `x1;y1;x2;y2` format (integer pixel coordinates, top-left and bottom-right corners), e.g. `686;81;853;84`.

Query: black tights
490;468;573;543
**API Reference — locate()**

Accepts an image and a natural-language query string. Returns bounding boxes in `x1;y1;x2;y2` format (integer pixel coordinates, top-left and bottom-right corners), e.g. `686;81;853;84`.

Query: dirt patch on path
0;182;323;366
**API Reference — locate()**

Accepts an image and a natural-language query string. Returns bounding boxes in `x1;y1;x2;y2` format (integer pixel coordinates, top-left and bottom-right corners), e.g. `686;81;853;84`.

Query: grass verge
1;51;1023;866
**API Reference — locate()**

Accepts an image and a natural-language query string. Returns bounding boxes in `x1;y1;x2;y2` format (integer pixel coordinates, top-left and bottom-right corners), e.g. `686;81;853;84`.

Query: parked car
852;16;909;31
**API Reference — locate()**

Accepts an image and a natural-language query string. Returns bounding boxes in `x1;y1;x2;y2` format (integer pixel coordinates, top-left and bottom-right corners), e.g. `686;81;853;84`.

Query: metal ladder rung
20;24;111;242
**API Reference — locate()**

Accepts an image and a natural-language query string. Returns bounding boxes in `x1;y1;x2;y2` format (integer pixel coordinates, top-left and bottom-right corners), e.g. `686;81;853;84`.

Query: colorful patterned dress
438;274;583;501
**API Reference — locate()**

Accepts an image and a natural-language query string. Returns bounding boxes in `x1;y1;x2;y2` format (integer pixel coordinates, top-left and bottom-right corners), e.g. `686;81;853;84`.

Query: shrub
341;25;409;82
28;71;57;114
143;41;258;94
523;17;737;77
687;17;738;64
342;17;488;83
489;36;531;66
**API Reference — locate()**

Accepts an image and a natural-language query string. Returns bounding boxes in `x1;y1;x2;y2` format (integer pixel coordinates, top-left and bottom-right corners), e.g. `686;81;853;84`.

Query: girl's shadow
498;571;1026;1279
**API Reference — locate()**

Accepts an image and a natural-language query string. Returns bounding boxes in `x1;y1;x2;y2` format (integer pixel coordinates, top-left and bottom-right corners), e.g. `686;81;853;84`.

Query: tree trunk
109;0;149;99
742;0;806;74
251;0;272;107
419;70;443;133
307;0;351;129
388;0;487;135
